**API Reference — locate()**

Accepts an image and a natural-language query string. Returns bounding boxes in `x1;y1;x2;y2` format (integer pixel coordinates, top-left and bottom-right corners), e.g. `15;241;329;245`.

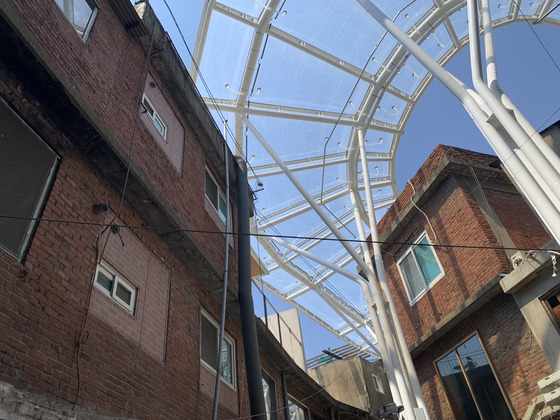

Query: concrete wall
308;357;393;415
262;308;306;370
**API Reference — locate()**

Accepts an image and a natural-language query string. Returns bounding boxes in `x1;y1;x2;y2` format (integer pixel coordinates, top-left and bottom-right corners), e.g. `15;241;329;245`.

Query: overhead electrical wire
1;214;557;254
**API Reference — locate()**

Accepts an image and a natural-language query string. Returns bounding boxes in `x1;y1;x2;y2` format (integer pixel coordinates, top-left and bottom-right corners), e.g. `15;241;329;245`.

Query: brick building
0;1;371;419
376;144;558;419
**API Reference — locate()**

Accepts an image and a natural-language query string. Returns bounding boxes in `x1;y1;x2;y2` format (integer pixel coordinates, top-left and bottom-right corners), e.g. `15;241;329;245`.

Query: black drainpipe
236;156;267;420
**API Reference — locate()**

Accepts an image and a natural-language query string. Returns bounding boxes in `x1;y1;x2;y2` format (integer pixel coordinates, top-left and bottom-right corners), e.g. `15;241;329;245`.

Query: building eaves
378;145;507;247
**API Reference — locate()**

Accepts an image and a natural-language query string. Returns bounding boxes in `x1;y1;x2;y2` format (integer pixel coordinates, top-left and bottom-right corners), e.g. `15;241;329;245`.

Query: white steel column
466;0;560;206
356;128;430;419
356;0;560;245
243;115;419;417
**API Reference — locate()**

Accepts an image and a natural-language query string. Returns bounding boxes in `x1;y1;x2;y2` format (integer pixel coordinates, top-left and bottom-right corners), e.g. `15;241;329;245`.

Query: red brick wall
485;189;550;251
382;175;508;344
414;294;552;419
4;0;238;289
0;4;248;419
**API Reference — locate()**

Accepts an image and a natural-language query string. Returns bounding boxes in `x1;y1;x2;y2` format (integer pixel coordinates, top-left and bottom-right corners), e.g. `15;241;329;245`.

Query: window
541;284;560;332
54;0;98;40
397;230;444;302
435;334;513;420
142;94;167;140
94;260;137;314
288;397;309;420
205;169;229;224
372;374;384;394
201;312;236;387
262;370;278;420
0;99;59;260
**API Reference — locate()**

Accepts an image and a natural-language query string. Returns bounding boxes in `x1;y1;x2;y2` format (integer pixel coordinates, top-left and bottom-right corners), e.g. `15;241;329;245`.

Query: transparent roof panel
197;13;254;101
272;0;388;68
254;37;372;113
156;0;560;362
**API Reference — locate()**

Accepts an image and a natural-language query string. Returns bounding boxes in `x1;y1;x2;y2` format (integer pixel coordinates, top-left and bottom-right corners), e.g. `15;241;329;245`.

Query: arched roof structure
185;0;560;360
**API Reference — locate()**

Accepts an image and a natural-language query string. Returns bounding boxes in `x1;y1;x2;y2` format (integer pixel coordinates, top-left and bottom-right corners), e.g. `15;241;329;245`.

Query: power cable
2;214;557;253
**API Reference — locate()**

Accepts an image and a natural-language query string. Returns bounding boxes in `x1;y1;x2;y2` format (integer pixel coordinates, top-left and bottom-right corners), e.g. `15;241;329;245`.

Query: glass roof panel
254;37;371;113
196;12;253;101
489;1;512;21
420;21;453;62
272;0;388;68
449;6;469;42
220;0;263;17
246;117;354;167
520;0;542;16
393;0;435;34
374;94;410;125
294;291;349;331
390;56;429;96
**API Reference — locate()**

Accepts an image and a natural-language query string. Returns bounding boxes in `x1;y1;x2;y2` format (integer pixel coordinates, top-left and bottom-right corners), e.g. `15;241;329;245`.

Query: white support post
466;0;560;207
357;128;430;419
243;115;421;416
356;0;560;246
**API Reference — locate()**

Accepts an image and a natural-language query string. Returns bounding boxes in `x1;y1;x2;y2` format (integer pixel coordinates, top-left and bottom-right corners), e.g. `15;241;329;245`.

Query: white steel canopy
166;0;559;368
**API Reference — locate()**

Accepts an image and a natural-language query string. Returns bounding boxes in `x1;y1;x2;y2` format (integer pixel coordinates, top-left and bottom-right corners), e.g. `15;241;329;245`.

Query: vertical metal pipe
357;128;430;419
356;0;560;246
466;0;560;205
212;127;232;420
236;156;267;420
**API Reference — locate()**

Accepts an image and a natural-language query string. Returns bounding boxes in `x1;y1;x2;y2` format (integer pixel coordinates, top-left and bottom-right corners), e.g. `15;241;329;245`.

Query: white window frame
200;311;236;389
94;260;137;314
372;374;384;394
396;230;444;304
54;0;99;41
205;169;230;226
142;94;168;140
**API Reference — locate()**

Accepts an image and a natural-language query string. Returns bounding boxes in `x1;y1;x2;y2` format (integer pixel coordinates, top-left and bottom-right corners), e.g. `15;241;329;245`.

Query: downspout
212;128;232;420
236;156;267;420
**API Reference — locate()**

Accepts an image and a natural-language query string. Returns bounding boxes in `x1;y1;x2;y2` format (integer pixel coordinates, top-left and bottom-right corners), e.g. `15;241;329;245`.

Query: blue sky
149;0;560;360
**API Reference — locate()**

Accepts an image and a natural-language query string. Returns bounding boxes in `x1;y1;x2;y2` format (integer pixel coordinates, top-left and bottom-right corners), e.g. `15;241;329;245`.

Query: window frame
262;369;278;420
142;94;168;140
287;395;310;420
0;98;60;261
396;230;444;303
94;260;137;314
541;283;560;334
205;169;231;226
434;332;515;420
54;0;99;41
372;374;385;394
200;311;237;389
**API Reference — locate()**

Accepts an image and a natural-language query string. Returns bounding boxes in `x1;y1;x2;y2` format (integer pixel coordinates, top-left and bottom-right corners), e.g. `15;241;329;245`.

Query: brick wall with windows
413;294;552;419
377;145;552;419
0;1;247;419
